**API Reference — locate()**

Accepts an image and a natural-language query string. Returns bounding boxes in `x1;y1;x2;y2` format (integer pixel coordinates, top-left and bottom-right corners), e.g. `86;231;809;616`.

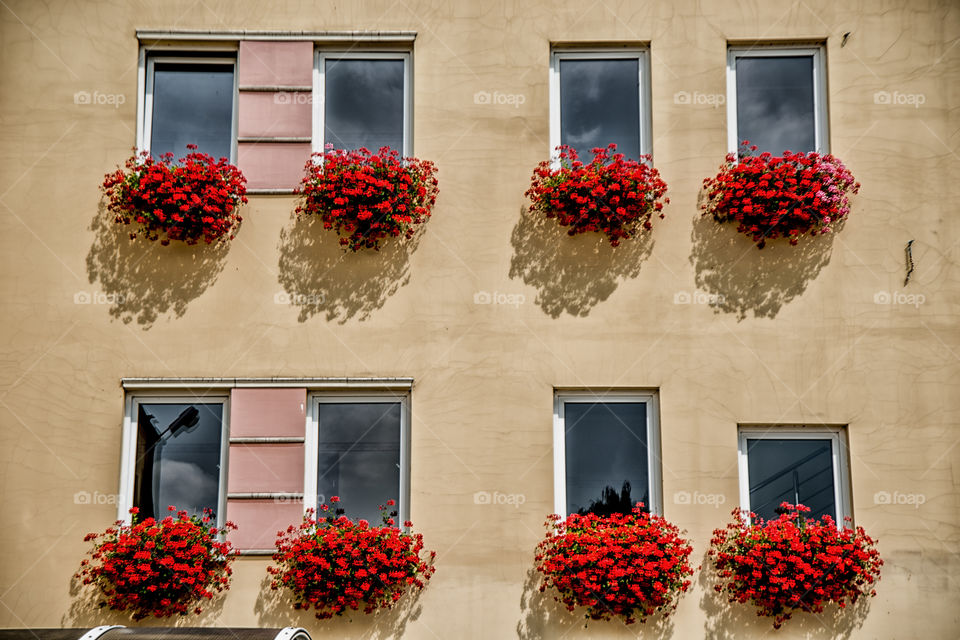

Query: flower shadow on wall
689;209;838;321
253;569;425;639
85;203;231;327
517;567;675;640
277;212;420;324
698;550;871;640
509;206;654;318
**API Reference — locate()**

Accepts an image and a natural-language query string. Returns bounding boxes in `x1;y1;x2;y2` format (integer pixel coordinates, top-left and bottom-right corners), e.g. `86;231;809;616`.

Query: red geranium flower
708;503;883;628
101;145;247;245
534;503;693;625
702;142;859;248
76;508;238;620
525;144;669;247
268;498;435;619
295;146;439;251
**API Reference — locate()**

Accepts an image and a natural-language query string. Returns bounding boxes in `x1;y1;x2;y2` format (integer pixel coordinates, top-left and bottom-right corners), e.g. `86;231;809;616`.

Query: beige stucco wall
1;0;958;637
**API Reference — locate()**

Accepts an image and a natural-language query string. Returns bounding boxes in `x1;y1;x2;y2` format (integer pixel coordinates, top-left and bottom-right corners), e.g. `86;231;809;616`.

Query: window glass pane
325;58;405;153
564;401;648;516
316;402;401;524
560;57;641;160
735;55;816;154
133;402;223;521
150;62;234;161
746;438;835;521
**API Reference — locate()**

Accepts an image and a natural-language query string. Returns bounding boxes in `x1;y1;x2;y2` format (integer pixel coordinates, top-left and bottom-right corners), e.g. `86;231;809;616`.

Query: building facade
1;0;958;637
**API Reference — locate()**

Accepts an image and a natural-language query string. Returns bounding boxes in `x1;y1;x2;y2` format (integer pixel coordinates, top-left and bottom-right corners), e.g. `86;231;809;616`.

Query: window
726;45;828;155
550;49;651;160
138;52;238;161
738;426;851;524
554;391;661;517
120;395;229;524
305;395;409;525
315;52;411;155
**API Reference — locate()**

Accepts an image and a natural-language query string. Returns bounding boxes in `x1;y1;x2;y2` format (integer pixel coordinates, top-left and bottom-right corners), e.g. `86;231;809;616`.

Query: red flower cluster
102;146;247;245
526;144;669;247
534;504;694;625
295;146;439;251
702;142;859;248
709;503;883;628
268;497;436;619
76;507;238;620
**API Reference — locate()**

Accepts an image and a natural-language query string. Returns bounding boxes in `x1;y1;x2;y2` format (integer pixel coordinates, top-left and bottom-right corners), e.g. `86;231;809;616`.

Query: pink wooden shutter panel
238;40;312;86
227;499;302;551
237;40;312;191
227;443;304;493
229;387;307;438
226;387;307;551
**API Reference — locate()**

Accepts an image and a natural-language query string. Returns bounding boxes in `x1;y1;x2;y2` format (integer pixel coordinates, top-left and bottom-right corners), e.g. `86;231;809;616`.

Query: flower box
295;146;439;251
102;146;247;245
76;507;238;620
268;497;435;618
709;503;883;628
702;143;859;248
526;144;669;247
534;504;693;625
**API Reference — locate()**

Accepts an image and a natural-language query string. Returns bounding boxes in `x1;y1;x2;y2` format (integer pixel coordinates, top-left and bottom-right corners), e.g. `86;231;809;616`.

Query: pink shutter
237;41;313;191
226;387;307;552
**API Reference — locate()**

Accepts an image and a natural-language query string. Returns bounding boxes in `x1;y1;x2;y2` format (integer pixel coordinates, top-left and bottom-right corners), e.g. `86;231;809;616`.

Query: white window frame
549;48;652;160
553;390;662;517
304;393;411;525
118;392;231;527
737;425;851;527
136;47;239;162
313;50;413;156
726;45;829;155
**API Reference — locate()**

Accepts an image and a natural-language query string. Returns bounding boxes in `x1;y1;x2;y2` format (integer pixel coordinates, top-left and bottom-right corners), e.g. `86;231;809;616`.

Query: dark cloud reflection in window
151;63;234;161
325;58;405;153
560;58;641;160
735;56;816;155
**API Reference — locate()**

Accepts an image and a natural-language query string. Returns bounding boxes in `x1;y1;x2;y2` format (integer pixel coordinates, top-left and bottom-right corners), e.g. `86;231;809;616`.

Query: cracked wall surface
0;0;958;637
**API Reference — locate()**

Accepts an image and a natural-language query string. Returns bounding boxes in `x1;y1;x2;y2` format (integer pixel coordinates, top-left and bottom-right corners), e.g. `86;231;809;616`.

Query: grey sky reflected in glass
151;63;234;161
747;438;835;521
564;402;648;515
317;402;401;525
325;59;404;153
560;58;641;160
736;56;816;154
134;403;223;521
